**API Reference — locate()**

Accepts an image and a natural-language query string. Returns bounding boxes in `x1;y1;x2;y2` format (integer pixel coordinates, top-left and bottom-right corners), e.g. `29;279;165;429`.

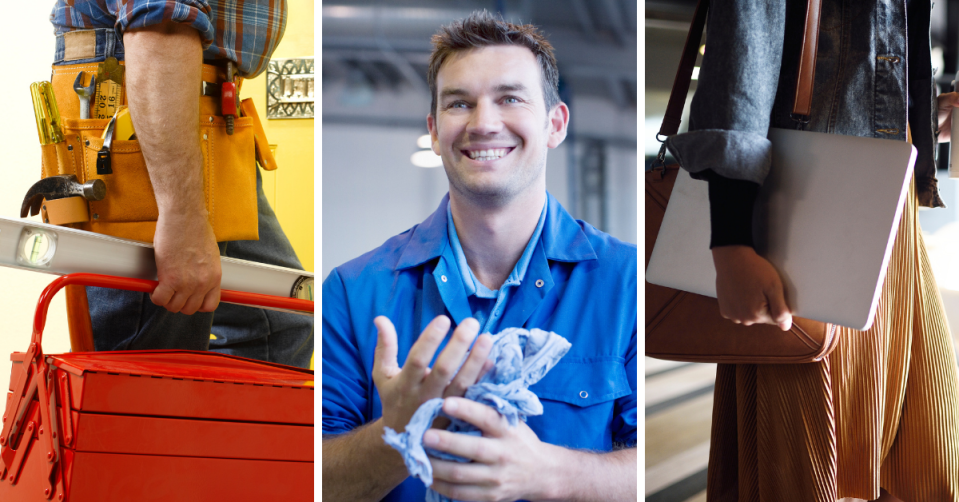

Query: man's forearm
543;447;637;502
122;22;222;314
123;22;205;217
322;419;412;502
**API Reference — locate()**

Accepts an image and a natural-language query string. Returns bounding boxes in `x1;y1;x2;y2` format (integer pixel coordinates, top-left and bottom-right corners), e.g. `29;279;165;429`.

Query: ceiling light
691;67;700;80
699;44;705;55
416;134;432;149
411;150;443;168
324;6;361;18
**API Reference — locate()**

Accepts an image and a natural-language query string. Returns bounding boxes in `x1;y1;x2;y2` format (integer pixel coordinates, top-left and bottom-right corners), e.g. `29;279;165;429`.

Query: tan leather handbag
645;0;839;364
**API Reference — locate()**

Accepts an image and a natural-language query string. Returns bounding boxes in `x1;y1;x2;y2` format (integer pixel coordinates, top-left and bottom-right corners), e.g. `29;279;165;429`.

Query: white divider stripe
645;441;710;496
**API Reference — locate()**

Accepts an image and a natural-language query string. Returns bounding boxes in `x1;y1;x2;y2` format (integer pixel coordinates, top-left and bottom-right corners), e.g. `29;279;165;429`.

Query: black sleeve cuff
701;170;760;249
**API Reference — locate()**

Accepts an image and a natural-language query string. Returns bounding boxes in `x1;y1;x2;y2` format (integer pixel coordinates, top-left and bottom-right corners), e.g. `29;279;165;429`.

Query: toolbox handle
32;273;314;347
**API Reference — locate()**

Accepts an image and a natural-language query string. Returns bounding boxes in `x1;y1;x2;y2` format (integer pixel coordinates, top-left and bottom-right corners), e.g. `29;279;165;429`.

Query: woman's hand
711;245;792;331
937;91;959;143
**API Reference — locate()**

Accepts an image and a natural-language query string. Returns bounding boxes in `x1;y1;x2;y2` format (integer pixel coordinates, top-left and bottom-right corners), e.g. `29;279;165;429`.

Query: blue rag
382;327;571;502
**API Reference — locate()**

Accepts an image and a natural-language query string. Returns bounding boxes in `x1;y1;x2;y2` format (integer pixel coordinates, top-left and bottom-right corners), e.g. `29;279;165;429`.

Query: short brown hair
428;10;561;117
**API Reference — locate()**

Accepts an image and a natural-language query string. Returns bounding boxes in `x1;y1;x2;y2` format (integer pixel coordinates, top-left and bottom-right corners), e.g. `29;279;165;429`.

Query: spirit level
0;216;313;312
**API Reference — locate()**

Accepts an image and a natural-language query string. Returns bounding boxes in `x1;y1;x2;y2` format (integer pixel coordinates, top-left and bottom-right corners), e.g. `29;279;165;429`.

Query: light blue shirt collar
447;199;548;300
394;192;597;272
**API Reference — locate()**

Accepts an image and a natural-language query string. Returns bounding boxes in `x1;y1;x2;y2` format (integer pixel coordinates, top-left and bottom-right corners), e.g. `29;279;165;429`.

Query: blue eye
504;97;520;104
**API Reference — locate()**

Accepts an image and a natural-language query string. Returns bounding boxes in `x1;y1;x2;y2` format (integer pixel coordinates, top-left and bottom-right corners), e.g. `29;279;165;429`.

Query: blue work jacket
322;192;637;501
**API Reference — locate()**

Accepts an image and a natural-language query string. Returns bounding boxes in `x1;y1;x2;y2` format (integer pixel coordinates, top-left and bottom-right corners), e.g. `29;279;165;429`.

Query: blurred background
645;2;959;501
321;0;638;279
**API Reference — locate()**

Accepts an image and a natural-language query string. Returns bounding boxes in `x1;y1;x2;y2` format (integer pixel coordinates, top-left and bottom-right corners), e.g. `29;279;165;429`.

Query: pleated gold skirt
707;175;959;502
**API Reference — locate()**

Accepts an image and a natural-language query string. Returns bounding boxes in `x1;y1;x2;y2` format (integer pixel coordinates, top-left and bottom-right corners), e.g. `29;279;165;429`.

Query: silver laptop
646;127;916;330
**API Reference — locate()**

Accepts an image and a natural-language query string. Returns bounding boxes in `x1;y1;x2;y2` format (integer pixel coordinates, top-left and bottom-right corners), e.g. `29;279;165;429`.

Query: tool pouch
40;61;275;243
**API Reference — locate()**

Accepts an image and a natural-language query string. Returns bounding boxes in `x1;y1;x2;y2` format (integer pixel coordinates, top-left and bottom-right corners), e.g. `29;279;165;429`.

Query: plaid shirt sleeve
50;0;286;78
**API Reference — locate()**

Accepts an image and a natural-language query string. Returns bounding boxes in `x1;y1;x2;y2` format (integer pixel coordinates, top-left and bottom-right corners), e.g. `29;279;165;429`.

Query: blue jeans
86;168;314;369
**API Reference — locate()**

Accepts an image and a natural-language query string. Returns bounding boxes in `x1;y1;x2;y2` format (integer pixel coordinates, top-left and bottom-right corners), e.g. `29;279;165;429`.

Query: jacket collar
394;192;597;271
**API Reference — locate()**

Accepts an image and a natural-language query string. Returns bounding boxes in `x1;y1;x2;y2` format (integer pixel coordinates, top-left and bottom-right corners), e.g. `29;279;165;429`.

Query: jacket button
579;391;588;399
535;279;544;288
441;275;448;283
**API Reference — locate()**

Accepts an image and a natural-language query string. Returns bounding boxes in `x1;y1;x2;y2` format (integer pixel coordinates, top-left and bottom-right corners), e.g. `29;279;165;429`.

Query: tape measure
94;57;124;120
0;216;315;311
94;81;122;119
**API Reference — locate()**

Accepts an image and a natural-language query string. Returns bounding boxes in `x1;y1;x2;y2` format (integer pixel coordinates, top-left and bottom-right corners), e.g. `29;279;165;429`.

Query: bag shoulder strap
792;0;822;118
656;0;822;139
657;0;709;138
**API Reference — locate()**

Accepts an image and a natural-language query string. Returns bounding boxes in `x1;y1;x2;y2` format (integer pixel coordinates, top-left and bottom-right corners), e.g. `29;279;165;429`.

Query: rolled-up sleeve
322;269;371;436
51;0;285;77
666;130;772;184
664;0;786;185
113;0;216;49
52;1;215;48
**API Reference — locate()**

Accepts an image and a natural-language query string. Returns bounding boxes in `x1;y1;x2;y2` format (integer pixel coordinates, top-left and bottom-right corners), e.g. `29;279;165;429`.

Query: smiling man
322;11;637;502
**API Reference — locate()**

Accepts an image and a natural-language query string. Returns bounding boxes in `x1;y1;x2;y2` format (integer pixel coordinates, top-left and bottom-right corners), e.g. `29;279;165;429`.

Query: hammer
20;175;106;218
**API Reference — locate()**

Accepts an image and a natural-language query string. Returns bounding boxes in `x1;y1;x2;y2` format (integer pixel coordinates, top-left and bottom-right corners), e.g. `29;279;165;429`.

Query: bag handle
656;0;822;141
32;273;313;349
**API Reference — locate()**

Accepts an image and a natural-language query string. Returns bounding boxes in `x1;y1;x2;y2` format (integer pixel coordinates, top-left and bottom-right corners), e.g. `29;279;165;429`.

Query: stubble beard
444;149;547;208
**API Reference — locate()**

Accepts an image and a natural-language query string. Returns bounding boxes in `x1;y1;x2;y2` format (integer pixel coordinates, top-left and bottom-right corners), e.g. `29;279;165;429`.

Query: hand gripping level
0;216;314;312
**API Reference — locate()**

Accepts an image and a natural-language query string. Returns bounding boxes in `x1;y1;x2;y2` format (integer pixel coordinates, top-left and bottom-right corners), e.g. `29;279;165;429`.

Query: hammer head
20;175;106;218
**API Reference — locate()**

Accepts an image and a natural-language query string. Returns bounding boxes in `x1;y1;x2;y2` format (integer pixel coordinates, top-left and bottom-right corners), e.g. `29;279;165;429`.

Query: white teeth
467;148;508;161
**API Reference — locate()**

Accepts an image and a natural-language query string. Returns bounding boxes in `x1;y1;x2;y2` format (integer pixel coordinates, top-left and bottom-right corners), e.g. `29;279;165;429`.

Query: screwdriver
30;82;64;145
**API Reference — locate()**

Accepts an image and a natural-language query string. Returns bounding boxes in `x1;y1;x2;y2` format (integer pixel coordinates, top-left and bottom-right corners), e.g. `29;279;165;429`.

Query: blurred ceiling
322;0;637;143
644;0;696;95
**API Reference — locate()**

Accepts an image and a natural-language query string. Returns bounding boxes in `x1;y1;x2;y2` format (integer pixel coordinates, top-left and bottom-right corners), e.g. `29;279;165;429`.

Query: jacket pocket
530;356;631;407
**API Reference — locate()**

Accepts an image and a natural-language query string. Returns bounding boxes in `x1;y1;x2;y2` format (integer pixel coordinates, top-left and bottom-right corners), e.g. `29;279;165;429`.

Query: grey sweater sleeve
664;0;787;185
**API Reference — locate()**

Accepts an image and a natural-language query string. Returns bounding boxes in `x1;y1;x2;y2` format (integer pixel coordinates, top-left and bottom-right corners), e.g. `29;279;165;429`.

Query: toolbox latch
0;346;65;499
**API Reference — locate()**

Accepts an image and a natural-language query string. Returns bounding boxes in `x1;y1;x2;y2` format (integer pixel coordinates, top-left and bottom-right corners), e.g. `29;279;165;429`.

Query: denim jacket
666;0;944;208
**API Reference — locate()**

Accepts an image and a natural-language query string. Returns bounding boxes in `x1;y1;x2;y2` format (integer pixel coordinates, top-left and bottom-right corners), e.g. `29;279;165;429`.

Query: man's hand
373;315;493;432
712;245;792;331
938;91;959;143
424;398;636;502
151;211;221;314
124;22;222;314
323;316;494;502
424;398;557;502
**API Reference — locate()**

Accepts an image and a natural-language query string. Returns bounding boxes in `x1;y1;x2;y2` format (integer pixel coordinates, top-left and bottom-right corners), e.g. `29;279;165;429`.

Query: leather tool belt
39;30;278;243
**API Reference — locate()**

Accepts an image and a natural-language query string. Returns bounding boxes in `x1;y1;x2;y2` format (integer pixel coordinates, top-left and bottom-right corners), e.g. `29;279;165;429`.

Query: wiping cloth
383;327;571;502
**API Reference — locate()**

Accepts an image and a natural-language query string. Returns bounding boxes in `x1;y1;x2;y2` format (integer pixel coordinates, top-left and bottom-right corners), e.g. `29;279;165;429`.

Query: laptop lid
646;128;916;330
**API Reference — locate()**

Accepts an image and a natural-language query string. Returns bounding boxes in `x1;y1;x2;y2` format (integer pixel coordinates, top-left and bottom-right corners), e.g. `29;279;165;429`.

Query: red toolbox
0;274;314;501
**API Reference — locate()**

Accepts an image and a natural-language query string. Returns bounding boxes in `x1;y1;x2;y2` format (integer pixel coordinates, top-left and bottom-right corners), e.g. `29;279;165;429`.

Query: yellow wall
240;0;315;272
